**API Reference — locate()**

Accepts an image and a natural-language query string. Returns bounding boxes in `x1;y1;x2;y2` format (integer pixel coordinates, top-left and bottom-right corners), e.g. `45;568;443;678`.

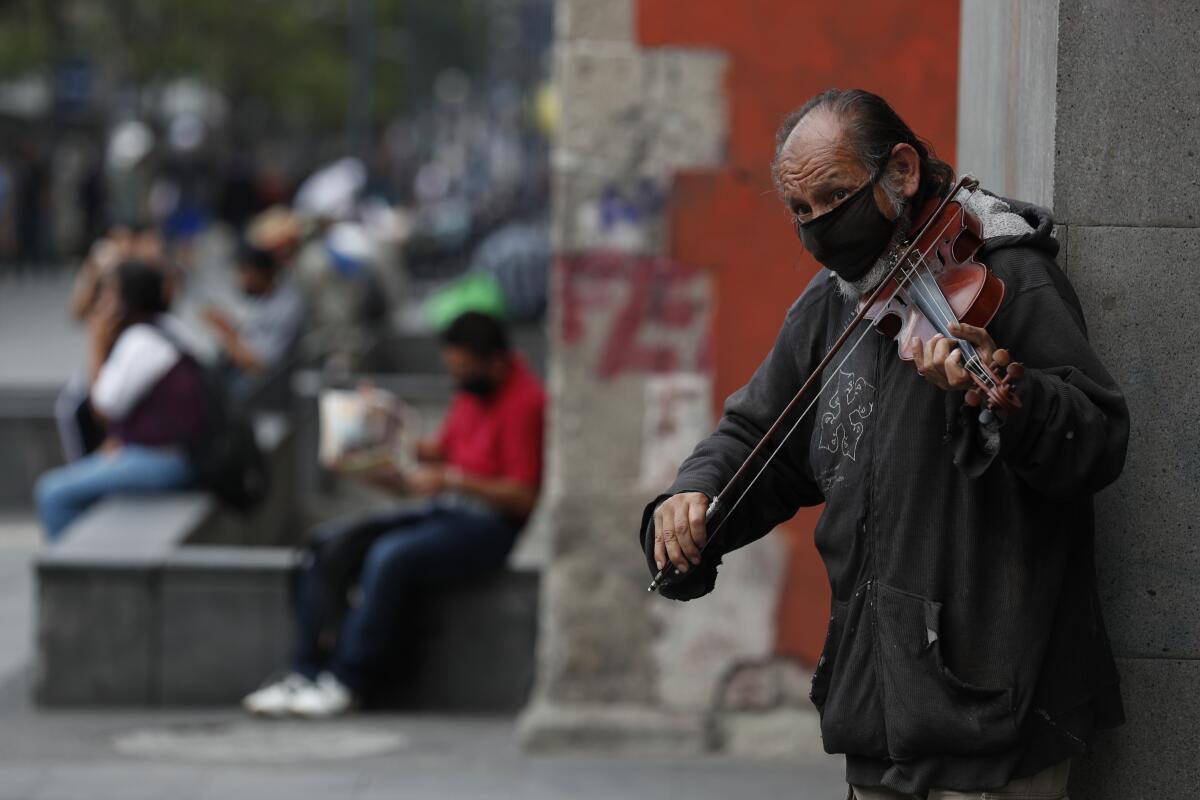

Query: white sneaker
242;673;312;717
287;671;355;718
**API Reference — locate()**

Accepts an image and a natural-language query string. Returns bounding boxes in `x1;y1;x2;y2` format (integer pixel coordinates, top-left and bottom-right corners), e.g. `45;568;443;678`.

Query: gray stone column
959;1;1200;795
517;0;802;753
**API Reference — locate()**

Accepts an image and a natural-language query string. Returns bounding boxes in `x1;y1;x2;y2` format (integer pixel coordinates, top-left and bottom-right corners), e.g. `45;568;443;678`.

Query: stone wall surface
1067;226;1200;661
520;0;775;752
957;0;1059;207
1053;0;1200;227
961;1;1200;796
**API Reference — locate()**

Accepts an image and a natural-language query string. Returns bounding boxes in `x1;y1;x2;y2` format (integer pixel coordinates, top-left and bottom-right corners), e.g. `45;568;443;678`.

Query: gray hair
772;88;954;210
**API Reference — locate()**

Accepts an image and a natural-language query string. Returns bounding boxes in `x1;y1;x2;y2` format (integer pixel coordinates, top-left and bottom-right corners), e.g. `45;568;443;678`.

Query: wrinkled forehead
775;111;868;197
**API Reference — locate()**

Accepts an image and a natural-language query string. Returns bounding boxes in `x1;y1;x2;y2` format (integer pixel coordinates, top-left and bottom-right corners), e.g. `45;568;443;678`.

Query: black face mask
796;178;898;282
458;374;497;399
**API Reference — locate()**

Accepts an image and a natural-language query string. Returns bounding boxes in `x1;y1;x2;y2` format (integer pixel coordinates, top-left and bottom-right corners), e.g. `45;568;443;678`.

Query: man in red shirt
244;312;546;717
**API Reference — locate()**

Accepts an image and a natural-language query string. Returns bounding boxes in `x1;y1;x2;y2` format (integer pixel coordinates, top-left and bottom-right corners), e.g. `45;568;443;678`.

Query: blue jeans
292;504;519;694
35;445;194;541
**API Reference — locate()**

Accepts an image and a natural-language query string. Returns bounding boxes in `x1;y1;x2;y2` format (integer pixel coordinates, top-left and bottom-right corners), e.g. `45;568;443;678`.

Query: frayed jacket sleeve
639;301;826;600
956;259;1129;498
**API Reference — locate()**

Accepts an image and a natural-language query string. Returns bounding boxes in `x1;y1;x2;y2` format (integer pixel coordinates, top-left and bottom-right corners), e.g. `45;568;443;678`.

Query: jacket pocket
809;598;846;712
819;584;888;758
875;582;1020;760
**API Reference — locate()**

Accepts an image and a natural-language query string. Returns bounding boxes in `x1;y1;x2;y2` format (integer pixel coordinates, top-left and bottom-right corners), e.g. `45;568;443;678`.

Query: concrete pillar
959;2;1200;795
517;0;796;753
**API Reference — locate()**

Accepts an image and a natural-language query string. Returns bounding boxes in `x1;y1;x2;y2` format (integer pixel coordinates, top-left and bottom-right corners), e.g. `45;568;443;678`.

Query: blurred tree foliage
0;0;488;128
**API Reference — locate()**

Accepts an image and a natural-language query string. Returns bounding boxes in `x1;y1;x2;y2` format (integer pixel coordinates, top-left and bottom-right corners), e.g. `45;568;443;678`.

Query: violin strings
897;215;997;389
887;202;999;395
912;267;988;379
908;266;992;386
904;265;989;385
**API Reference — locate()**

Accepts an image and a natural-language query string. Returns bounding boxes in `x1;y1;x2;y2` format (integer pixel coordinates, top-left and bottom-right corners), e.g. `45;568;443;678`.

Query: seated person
35;261;207;541
57;224;170;462
202;242;305;399
67;223;168;324
243;311;545;717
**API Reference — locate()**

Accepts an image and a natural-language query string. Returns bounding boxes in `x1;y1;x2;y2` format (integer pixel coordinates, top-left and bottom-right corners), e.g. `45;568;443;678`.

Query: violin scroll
964;347;1024;419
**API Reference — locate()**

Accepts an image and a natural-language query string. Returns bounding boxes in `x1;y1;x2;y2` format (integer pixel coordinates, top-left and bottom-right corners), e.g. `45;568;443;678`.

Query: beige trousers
850;760;1070;800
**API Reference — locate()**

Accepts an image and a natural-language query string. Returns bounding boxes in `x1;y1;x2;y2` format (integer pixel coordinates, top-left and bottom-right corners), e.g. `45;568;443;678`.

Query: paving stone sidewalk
0;516;845;800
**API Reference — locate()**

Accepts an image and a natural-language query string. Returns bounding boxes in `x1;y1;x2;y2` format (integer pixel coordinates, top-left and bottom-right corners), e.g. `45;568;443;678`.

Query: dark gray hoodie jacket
639;193;1128;794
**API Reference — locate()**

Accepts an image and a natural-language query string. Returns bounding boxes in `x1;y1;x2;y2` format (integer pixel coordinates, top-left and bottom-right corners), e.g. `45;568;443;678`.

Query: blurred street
0;513;843;799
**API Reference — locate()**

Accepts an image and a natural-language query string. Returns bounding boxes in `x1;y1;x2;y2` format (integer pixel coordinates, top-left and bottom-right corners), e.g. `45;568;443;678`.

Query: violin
649;175;1024;593
861;176;1022;416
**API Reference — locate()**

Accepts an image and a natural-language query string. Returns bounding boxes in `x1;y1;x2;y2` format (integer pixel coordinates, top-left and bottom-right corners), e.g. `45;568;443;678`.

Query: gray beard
833;208;912;301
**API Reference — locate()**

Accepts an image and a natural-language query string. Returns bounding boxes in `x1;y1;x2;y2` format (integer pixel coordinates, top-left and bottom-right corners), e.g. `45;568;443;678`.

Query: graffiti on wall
558;250;712;380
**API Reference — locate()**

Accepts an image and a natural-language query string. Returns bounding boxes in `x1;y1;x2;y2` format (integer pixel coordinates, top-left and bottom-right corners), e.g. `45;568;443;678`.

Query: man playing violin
640;89;1128;800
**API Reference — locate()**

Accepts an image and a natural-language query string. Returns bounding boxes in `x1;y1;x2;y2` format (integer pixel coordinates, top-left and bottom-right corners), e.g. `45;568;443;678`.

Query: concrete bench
36;496;298;705
34;410;539;711
38;507;537;709
34;413;299;706
0;386;65;509
370;568;539;712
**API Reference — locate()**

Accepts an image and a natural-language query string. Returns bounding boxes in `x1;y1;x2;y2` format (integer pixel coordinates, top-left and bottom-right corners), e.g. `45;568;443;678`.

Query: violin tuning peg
1005;362;1025;382
964;388;982;408
992;349;1011;368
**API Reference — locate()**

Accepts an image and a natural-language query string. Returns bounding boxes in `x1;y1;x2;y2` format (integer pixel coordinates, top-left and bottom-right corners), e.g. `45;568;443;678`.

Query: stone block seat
35;405;540;711
36;494;299;706
35;413;298;706
369;568;539;712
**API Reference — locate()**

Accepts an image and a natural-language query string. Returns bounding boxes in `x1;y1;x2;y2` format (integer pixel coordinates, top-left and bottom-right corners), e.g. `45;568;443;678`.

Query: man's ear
889;142;921;199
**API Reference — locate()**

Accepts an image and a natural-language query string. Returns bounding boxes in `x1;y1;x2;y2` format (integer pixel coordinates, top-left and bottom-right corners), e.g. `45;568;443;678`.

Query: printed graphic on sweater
818;369;875;462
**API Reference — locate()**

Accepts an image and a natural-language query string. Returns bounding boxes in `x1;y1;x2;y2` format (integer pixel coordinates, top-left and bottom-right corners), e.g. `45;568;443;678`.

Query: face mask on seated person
458;374;497;398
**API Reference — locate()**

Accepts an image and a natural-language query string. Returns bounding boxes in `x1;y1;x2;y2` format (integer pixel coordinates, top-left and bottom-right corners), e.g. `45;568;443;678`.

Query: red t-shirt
438;355;546;488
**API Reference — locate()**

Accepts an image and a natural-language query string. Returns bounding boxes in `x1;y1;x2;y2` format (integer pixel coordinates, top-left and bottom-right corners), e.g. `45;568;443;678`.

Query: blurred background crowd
0;0;554;372
0;0;564;728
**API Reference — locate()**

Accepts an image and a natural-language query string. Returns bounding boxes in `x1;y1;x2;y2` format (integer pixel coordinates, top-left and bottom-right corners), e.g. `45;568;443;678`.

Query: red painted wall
637;0;960;664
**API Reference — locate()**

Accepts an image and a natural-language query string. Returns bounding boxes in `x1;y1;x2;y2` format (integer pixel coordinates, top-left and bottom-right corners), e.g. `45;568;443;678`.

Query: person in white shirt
35;261;207;540
56;224;170;461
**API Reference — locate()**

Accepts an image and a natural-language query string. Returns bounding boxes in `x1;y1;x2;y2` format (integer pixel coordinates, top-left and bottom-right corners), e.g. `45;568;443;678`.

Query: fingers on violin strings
932;334;956;366
673;504;701;566
951;322;991;348
923;336;942;378
944;348;967;386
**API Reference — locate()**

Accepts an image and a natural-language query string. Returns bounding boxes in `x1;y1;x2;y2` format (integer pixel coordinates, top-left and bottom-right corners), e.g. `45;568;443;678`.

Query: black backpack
189;365;270;512
158;327;270;511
